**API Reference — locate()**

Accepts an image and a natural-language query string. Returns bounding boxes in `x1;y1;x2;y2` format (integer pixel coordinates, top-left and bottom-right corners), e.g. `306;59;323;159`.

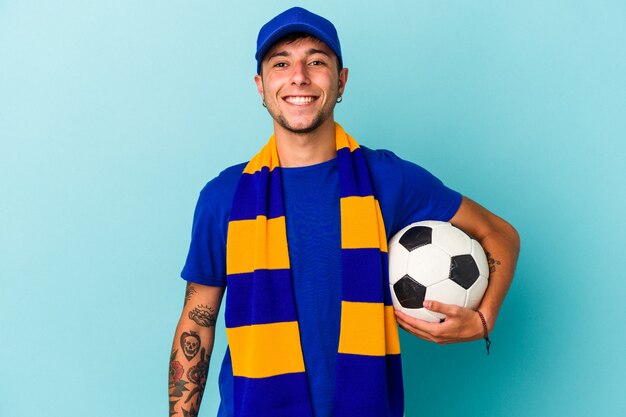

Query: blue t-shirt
181;147;462;417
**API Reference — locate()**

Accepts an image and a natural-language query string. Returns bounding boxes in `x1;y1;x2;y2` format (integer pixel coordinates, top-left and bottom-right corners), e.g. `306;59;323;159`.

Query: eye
273;62;288;68
309;60;325;66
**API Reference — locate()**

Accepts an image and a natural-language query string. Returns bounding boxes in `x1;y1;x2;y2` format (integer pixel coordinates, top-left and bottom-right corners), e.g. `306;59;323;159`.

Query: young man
169;7;520;417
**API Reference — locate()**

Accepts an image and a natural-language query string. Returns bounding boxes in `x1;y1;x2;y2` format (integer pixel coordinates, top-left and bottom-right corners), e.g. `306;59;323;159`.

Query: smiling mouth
283;96;318;106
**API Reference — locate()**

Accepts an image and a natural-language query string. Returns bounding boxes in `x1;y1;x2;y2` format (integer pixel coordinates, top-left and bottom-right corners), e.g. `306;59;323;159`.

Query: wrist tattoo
189;305;217;328
485;251;501;273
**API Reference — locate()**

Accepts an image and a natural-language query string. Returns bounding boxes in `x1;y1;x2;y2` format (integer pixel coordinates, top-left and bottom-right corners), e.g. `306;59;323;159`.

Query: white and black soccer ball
388;221;489;322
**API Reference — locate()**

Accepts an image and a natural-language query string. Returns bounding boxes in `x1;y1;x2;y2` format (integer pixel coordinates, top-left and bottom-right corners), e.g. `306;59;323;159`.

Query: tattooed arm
169;283;224;417
395;196;520;344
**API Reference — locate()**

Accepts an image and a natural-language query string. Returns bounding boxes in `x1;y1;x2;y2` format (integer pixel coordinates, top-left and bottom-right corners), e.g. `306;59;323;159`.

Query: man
169;7;520;417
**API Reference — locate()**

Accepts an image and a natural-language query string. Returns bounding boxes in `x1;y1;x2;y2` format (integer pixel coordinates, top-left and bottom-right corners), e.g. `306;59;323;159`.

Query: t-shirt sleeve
180;185;228;287
396;155;462;227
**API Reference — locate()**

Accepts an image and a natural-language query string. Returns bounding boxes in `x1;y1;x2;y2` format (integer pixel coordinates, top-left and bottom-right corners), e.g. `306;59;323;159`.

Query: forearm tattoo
169;399;179;417
485;251;501;273
181;404;199;417
169;349;189;415
170;342;212;416
180;331;201;361
184;284;197;305
188;305;217;328
184;347;210;405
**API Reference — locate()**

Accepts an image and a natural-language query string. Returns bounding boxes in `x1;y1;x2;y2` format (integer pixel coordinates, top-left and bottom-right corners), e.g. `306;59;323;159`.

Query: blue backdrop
1;1;624;416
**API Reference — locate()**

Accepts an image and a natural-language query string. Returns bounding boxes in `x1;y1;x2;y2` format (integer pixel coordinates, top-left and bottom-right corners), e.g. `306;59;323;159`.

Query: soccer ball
388;221;489;322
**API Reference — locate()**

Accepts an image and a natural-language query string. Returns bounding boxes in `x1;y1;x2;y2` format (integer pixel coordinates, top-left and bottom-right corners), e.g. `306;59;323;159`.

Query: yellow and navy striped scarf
225;123;403;417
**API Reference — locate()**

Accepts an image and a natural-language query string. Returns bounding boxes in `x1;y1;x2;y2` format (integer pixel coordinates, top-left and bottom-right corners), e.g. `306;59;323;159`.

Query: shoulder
361;146;402;165
361;146;425;173
361;146;424;182
361;145;443;183
361;146;403;178
200;162;246;196
359;145;462;235
196;162;247;217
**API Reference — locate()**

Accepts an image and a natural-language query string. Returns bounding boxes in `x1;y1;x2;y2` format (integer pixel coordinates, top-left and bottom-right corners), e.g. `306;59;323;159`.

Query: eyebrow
266;48;331;61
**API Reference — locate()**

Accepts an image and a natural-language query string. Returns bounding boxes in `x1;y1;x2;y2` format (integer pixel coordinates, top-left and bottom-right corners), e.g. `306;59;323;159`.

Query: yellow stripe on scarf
242;134;280;174
227;215;290;274
227;321;306;378
337;302;401;356
340;196;388;252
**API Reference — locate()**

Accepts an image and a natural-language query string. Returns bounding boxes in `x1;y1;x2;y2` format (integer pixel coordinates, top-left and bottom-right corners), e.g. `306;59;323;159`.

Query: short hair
259;32;343;76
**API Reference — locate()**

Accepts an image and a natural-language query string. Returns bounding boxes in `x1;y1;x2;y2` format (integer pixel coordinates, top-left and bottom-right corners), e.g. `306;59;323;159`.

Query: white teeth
285;96;314;105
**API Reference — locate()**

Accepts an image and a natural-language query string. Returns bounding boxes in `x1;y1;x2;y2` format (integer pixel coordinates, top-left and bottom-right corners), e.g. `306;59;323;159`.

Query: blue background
1;1;624;416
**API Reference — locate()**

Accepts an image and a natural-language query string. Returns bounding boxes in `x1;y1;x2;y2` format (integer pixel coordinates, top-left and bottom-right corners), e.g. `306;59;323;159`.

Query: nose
290;61;310;86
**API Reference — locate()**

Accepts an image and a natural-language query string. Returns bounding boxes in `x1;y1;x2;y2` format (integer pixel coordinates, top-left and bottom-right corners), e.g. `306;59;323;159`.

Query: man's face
254;37;348;134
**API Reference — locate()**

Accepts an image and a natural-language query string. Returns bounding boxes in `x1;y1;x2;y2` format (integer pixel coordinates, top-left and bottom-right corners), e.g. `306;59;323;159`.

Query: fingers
394;305;482;344
423;300;460;316
394;310;447;344
394;310;441;332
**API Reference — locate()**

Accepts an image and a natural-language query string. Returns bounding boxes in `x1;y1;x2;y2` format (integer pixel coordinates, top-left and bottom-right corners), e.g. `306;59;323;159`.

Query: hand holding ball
388;221;489;323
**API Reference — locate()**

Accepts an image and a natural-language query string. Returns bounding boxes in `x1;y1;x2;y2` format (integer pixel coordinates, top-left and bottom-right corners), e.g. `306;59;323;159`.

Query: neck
273;117;337;168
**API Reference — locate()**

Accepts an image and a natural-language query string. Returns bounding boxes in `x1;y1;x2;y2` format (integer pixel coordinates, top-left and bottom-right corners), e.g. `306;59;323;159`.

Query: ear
338;67;349;97
254;74;264;99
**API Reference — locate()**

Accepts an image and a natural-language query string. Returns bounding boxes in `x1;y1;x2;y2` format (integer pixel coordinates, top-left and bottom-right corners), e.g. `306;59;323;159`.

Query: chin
284;124;320;134
277;115;327;134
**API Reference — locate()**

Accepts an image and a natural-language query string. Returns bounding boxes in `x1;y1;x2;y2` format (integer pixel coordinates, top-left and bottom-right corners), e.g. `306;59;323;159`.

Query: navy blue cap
255;7;342;74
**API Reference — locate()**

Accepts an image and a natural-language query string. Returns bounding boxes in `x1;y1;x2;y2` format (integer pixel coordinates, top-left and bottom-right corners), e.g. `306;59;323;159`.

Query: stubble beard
274;110;329;134
264;86;339;135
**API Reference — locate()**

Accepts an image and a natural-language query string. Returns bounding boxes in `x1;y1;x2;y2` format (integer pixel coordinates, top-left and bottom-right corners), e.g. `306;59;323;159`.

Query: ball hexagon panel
465;276;488;310
449;254;480;289
471;239;489;279
393;275;426;309
406;244;451;287
432;224;472;256
426;279;467;308
388;242;410;284
398;226;432;251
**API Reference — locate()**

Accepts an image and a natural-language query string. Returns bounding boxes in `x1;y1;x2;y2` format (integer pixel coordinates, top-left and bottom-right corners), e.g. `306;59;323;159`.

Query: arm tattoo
184;284;197;305
169;400;179;417
485;251;501;273
169;349;190;403
188;305;217;328
182;404;199;417
180;331;201;361
184;347;211;405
